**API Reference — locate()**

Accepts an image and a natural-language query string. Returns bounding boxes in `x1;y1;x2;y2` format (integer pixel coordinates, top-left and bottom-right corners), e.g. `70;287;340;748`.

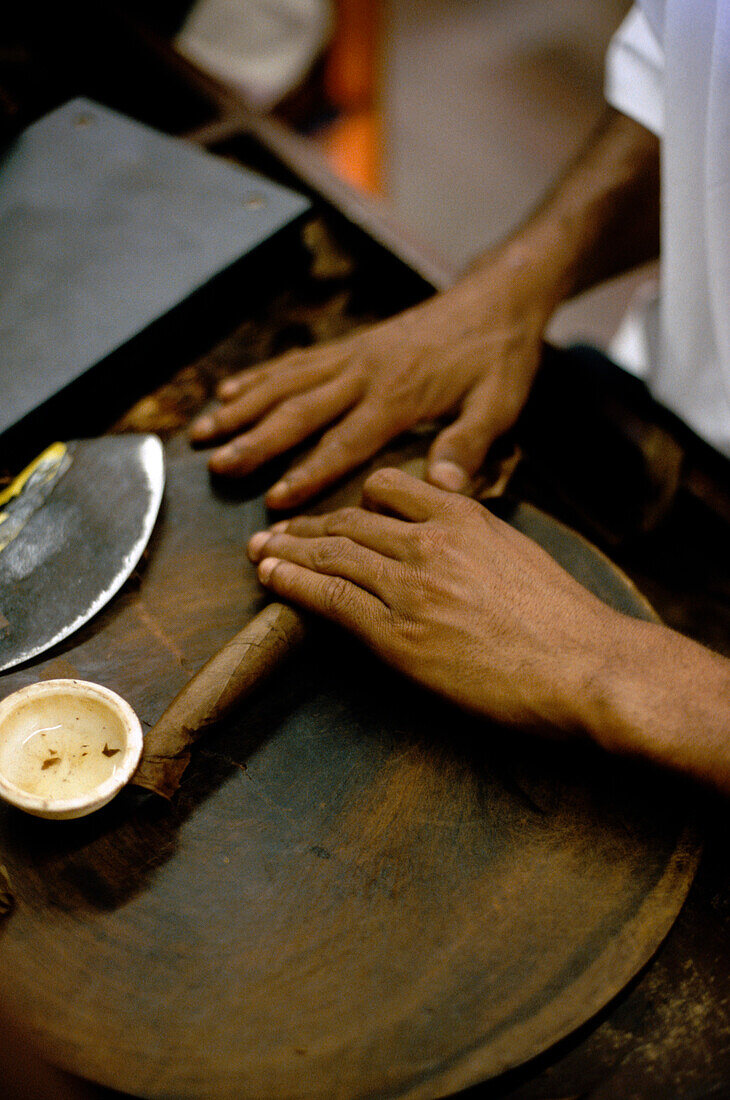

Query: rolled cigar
131;602;306;798
130;445;520;800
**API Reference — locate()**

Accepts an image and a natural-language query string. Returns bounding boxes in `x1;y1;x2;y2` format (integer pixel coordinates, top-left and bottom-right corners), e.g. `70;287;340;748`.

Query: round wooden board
0;435;700;1099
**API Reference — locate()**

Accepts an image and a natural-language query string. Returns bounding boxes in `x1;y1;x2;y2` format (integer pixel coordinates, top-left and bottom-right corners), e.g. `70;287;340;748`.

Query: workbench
1;8;729;1098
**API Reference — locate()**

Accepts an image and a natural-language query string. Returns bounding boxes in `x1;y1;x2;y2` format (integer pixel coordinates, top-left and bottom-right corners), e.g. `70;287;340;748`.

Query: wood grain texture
0;433;699;1099
1;25;726;1095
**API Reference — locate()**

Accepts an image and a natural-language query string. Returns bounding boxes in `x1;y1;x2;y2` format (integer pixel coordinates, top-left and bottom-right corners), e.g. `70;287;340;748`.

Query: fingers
190;347;345;442
191;385;281;442
205;373;363;477
248;532;395;601
216;366;271;402
360;467;459;522
256;557;388;638
426;379;508;491
263;507;415;560
215;342;344;402
265;401;404;509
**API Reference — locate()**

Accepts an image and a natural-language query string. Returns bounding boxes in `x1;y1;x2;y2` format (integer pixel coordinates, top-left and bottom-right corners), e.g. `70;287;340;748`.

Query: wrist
444;241;559;342
459;222;577;333
574;615;730;792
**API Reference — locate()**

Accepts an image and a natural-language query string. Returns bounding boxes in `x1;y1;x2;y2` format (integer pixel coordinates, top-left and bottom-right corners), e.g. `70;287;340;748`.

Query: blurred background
3;0;645;350
172;0;642;346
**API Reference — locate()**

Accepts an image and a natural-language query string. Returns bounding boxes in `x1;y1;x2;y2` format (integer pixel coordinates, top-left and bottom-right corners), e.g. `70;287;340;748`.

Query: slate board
0;98;309;437
0;434;700;1099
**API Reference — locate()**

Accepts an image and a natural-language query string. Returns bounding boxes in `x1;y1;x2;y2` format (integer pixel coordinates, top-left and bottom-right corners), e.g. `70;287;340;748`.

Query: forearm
578;615;730;793
457;107;661;325
193;112;661;503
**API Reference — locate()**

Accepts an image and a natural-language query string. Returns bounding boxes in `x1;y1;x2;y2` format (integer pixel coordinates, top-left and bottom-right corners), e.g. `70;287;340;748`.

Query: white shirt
605;1;730;455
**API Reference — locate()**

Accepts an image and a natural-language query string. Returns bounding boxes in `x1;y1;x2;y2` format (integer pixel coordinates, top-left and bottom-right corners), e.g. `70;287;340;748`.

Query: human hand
191;261;549;510
246;467;618;734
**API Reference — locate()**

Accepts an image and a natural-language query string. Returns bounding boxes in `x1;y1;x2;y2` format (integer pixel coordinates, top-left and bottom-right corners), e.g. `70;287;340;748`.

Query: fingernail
209;443;242;472
190;415;214;438
269;520;289;532
258;556;280;583
247;532;270;560
429;460;467;491
218;380;238;398
267;480;290;503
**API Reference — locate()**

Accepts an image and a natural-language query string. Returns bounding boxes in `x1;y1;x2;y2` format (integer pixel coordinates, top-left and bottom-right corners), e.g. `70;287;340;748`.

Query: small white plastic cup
0;679;143;820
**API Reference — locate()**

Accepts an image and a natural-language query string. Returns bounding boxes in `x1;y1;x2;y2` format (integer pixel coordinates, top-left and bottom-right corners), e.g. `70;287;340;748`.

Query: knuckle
333;414;385;454
455;496;487;529
326;507;359;535
369;552;388;589
279;393;306;419
300;449;336;480
397;614;426;645
437;492;475;523
265;532;291;557
316;433;364;470
249;366;272;387
312;537;349;571
322;575;353;616
395;375;432;414
459;495;483;517
406;566;433;609
259;416;296;449
410;523;444;559
325;431;359;456
347;359;369;384
364;467;400;494
389;563;428;616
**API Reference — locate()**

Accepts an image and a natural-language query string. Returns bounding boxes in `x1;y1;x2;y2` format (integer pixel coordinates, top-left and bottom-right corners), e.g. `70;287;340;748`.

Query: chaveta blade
0;435;164;672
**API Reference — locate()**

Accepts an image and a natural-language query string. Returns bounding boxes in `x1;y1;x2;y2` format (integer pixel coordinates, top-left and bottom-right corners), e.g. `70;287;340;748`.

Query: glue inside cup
0;680;143;819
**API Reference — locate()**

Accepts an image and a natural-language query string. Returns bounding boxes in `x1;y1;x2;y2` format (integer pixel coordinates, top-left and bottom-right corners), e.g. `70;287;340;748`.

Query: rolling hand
246;467;616;732
190;265;548;509
248;467;730;793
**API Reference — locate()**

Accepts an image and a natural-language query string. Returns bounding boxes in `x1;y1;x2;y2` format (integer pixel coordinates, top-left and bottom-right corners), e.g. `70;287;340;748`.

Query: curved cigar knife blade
0;434;165;672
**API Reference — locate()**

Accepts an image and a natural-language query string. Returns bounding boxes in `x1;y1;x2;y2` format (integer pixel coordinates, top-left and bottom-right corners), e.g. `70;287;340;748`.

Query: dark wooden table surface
2;9;730;1098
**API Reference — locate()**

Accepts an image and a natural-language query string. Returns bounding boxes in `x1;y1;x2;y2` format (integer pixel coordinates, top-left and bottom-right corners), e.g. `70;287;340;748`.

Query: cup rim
0;679;143;818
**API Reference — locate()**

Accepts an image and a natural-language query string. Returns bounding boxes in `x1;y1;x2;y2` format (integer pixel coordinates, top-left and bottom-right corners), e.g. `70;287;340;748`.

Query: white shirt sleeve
605;5;665;137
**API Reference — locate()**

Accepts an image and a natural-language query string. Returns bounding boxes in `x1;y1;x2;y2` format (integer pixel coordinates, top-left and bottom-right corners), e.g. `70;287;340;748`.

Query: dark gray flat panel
0;98;309;435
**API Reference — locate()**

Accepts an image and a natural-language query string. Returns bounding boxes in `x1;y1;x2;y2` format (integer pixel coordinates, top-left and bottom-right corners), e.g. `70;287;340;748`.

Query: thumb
427;385;507;491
